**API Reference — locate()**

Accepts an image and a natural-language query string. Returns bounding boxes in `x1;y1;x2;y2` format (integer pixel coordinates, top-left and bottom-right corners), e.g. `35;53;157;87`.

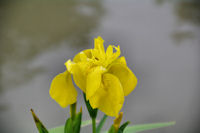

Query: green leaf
83;93;98;118
48;125;64;133
124;121;175;133
108;125;117;133
48;120;93;133
73;111;82;133
81;120;93;127
64;118;73;133
103;121;175;133
96;115;108;133
118;121;130;133
31;109;49;133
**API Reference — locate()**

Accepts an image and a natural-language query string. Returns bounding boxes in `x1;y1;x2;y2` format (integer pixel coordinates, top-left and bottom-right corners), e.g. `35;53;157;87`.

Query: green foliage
107;121;130;133
64;110;82;133
124;121;175;133
31;109;49;133
108;125;117;133
49;120;92;133
103;121;175;133
31;108;175;133
118;121;130;133
64;118;73;133
83;93;98;119
96;115;108;133
73;111;82;133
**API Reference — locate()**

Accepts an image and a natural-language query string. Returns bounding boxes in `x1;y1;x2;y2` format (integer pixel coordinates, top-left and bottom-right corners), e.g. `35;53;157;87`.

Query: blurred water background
0;0;199;133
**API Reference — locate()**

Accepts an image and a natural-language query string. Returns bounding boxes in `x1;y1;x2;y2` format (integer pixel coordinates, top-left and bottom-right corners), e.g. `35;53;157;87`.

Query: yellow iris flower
50;36;137;117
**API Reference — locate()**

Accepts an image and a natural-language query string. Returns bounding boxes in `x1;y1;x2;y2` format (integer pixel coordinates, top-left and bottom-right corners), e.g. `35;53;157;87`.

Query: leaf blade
102;121;175;133
31;109;49;133
48;120;93;133
124;121;176;133
97;115;108;133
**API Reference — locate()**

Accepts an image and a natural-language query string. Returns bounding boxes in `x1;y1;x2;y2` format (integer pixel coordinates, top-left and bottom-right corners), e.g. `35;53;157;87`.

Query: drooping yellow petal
65;59;94;92
49;71;77;108
86;66;106;100
108;63;137;96
89;73;124;117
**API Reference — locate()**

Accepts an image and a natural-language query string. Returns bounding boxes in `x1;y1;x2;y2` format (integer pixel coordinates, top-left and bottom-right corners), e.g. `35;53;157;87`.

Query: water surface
0;0;199;133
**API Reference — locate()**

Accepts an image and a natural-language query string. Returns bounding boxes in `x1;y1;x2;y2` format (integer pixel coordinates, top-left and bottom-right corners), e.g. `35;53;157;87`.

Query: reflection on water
175;0;200;26
0;0;103;91
172;0;200;44
156;0;200;44
0;0;199;133
0;1;103;133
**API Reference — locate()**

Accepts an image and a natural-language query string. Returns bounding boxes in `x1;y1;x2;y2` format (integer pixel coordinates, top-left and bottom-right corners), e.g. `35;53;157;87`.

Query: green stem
70;103;76;120
96;115;108;133
92;117;96;133
83;92;98;133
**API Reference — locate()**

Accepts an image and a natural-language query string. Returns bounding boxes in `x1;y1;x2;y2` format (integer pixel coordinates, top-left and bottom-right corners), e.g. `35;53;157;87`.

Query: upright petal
89;73;124;117
94;36;105;54
106;45;113;58
108;63;137;96
105;45;121;67
112;45;121;60
49;71;77;108
86;66;106;100
93;36;106;60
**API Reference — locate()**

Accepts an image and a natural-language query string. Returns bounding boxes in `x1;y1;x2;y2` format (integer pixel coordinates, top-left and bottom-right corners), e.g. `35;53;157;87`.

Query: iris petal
89;73;124;117
94;36;105;54
113;56;127;65
106;45;113;58
108;63;137;96
49;71;77;108
86;66;106;100
73;49;92;63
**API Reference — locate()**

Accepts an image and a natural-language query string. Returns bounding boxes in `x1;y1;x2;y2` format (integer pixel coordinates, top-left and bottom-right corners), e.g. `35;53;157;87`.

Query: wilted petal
89;73;124;117
108;63;137;96
49;71;77;108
